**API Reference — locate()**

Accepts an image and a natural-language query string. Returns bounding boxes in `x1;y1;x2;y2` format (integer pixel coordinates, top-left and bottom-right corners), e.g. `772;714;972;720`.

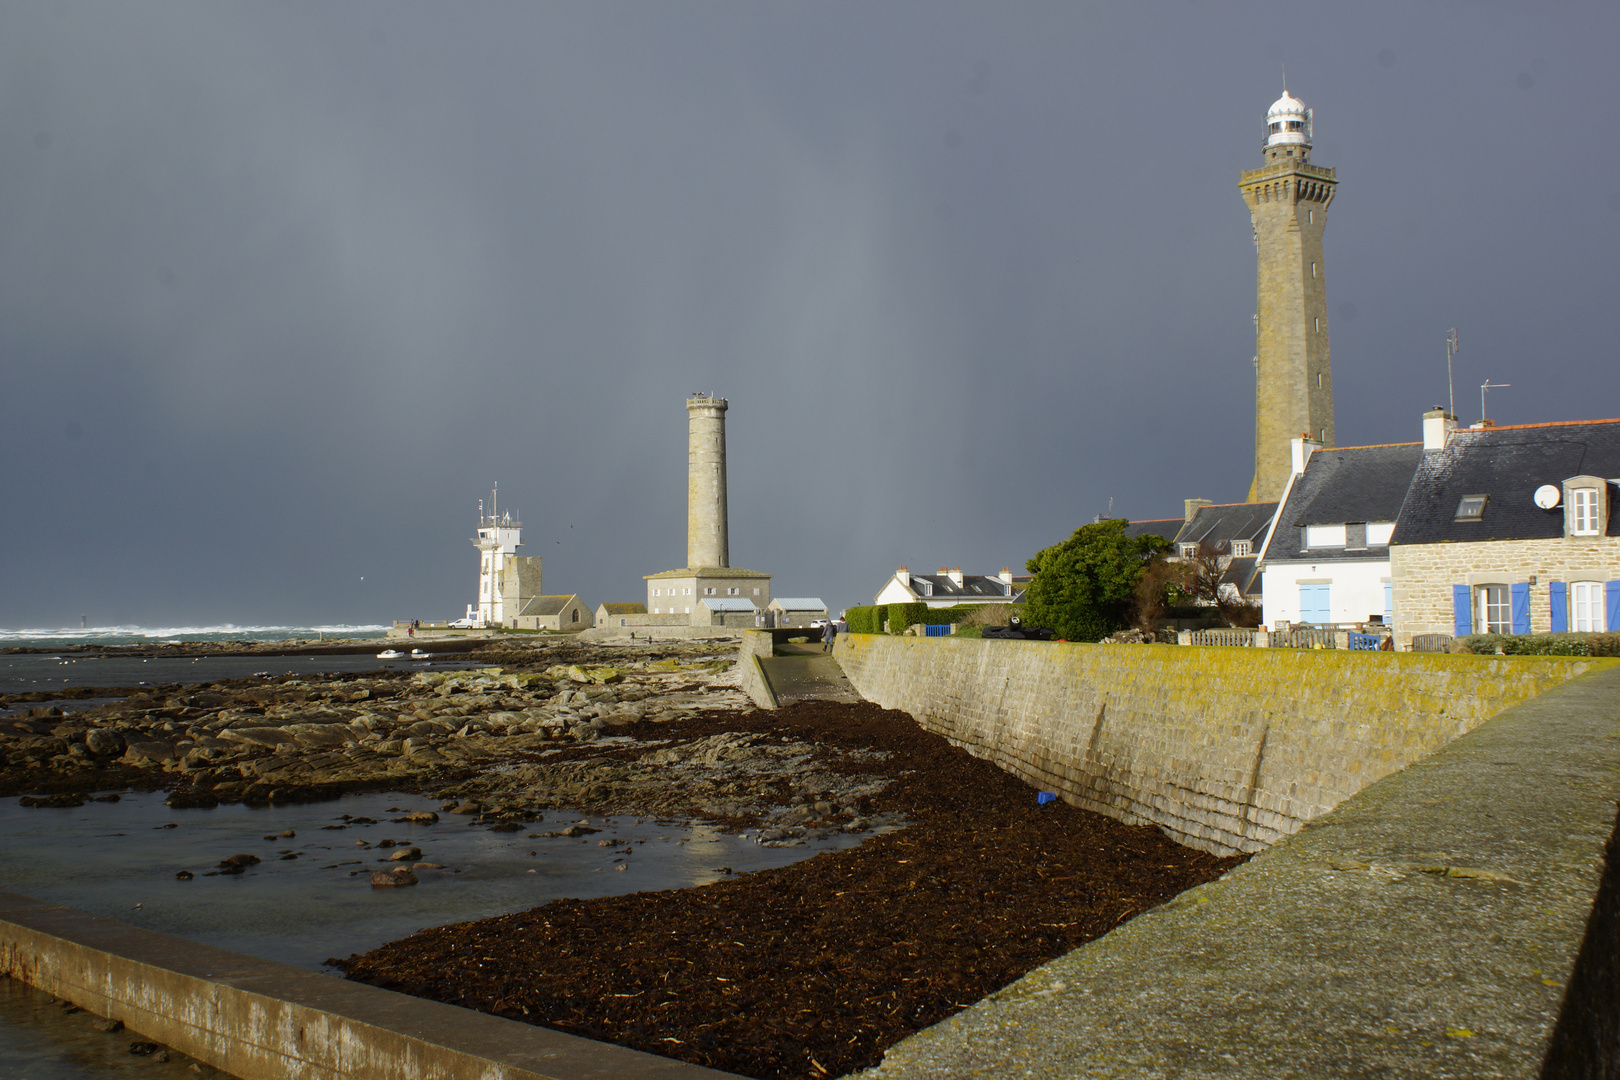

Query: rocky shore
2;639;891;844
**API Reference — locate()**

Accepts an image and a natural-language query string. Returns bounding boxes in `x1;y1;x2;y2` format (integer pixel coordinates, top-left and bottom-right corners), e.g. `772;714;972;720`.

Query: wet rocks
388;846;422;861
18;793;85;808
371;868;418;887
166;790;220;809
175;870;194;880
84;729;124;756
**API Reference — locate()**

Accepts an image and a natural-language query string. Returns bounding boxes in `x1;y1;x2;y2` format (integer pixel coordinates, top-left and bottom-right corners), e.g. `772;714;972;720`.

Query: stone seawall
0;890;735;1080
835;635;1603;855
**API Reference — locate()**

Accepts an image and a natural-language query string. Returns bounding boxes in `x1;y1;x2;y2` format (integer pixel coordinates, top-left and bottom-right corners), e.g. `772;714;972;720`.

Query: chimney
895;566;910;587
1422;407;1458;450
685;396;729;568
1290;434;1322;477
946;567;964;587
1184;498;1213;524
998;567;1013;585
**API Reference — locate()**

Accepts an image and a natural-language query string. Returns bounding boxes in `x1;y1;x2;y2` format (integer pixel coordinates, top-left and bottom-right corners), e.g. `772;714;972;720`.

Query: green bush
845;605;884;635
886;603;926;634
1456;632;1620;657
916;604;983;625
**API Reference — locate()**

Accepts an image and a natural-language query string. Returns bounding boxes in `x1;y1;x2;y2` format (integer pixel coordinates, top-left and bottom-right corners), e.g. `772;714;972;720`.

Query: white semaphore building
463;486;544;627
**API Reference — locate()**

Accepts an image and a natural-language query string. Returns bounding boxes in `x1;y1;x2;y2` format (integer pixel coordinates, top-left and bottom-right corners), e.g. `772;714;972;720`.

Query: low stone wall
0;890;734;1080
835;635;1606;856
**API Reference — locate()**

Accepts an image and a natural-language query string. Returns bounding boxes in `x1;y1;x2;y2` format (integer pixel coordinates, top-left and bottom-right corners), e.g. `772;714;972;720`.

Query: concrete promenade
871;664;1620;1078
0;889;740;1080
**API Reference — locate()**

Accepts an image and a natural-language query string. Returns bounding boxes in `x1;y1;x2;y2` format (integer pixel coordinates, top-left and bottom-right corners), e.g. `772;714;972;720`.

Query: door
1298;582;1332;625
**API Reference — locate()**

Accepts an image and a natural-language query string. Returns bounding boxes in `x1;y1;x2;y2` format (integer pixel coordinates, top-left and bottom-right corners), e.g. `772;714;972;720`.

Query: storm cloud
2;2;1615;625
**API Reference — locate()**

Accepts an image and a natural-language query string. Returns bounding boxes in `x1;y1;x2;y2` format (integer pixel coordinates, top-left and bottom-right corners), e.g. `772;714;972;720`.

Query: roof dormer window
1454;494;1488;522
1231;540;1252;557
1572;487;1600;536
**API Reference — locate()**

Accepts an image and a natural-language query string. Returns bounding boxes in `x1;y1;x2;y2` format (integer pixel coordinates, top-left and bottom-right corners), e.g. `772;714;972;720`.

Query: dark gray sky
3;1;1616;627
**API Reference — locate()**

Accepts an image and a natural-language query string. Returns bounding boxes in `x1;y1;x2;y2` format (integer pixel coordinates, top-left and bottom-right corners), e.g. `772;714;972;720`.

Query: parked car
448;618;477;629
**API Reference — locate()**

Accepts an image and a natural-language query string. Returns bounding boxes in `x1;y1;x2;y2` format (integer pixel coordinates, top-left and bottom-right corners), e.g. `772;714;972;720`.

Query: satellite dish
1534;485;1561;510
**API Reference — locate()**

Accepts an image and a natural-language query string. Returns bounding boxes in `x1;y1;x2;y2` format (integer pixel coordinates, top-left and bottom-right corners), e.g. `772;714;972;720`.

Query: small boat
410;649;431;660
377;649;405;660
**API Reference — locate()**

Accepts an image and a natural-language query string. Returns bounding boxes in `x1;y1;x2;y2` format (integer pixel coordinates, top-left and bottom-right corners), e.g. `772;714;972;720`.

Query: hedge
845;605;884;635
1456;632;1620;657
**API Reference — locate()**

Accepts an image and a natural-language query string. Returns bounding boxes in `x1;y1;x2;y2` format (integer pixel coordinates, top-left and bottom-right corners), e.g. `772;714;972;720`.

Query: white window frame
1572;488;1600;536
1477;584;1511;635
1572;581;1606;632
1231;540;1252;557
1179;543;1198;558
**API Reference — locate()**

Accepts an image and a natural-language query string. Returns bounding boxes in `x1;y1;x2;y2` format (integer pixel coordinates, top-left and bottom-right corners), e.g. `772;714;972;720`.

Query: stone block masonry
835;635;1605;856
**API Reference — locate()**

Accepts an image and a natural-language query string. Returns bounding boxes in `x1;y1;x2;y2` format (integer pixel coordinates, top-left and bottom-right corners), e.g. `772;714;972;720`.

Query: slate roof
1219;555;1262;597
1390;419;1620;545
597;602;646;615
1120;518;1182;542
515;594;583;617
903;574;1026;601
1263;443;1424;562
1174;502;1279;551
769;598;827;611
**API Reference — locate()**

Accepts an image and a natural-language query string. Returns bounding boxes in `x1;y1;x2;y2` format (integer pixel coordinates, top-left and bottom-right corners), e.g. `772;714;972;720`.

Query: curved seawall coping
0;890;739;1080
872;662;1620;1079
834;635;1606;856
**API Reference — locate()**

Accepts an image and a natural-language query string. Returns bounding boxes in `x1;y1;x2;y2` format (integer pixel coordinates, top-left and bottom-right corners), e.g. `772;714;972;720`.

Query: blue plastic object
1036;791;1058;805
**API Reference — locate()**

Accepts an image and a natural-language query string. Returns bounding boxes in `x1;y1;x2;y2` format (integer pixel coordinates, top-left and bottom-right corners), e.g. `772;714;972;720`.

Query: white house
872;567;1028;608
1257;436;1422;629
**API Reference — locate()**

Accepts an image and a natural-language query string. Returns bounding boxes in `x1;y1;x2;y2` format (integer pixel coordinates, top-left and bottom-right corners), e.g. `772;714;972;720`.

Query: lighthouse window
1311;261;1317;277
1317;373;1323;388
1314;317;1319;332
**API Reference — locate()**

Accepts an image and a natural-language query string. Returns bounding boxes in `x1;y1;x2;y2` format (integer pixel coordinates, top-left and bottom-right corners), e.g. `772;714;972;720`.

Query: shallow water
0;653;450;697
4;789;873;1077
0;980;229;1079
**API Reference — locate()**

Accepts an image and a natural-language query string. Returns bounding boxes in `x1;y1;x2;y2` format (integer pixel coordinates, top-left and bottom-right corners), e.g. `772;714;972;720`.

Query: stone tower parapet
686;395;729;569
1242;90;1337;503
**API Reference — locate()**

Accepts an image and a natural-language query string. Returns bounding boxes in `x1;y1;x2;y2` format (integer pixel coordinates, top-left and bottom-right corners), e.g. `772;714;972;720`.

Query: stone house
767;598;829;627
645;568;771;617
509;595;593;632
594;602;647;629
872;567;1028;609
697;597;761;628
1256;438;1423;629
1389;414;1620;649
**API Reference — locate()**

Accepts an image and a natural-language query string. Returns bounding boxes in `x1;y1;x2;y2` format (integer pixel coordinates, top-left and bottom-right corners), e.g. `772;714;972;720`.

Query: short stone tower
1240;88;1337;503
686;395;729;568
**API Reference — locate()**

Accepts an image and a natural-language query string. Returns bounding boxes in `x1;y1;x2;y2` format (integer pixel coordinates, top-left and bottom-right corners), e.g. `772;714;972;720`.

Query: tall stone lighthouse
685;395;730;568
1240;88;1337;503
644;395;772;620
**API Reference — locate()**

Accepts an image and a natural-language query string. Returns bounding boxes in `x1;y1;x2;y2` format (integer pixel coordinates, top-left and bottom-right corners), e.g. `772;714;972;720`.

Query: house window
1477;585;1511;634
571;609;579;623
1231;540;1252;557
753;588;760;595
1455;495;1488;521
1572;581;1606;632
1344;523;1367;550
1572;488;1600;535
1304;524;1346;548
1179;543;1198;558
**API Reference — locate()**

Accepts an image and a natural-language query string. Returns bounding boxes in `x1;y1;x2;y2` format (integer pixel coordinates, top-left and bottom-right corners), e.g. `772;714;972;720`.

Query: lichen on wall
836;635;1605;855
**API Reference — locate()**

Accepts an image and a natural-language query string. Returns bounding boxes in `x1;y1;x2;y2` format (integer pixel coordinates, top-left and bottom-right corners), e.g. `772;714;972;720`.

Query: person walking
823;617;838;653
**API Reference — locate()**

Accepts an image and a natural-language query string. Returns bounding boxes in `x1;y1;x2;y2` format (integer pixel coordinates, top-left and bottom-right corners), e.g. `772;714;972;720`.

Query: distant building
698;597;761;628
1257;437;1422;629
595;602;647;628
872;567;1028;609
509;595;593;632
768;598;829;627
464;487;544;628
642;395;773;621
1173;499;1279;603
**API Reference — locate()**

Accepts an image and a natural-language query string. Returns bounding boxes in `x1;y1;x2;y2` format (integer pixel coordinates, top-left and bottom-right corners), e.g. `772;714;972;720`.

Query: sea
0;625;393;701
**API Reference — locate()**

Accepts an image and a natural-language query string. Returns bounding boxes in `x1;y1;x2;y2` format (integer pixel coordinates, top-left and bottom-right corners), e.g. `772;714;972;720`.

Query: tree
1023;519;1171;642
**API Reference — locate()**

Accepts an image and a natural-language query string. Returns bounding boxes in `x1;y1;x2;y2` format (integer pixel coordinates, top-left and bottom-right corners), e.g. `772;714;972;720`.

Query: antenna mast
1480;379;1510;423
1445;328;1459;418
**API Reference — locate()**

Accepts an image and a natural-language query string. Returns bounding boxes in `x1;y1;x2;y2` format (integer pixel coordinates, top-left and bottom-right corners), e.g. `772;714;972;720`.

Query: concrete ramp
758;643;862;705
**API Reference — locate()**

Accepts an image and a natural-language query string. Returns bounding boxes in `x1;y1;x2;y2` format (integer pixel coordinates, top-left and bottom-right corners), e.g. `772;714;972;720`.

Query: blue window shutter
1510;583;1531;634
1383;581;1394;624
1452;584;1472;637
1549;582;1567;634
1607;581;1620;635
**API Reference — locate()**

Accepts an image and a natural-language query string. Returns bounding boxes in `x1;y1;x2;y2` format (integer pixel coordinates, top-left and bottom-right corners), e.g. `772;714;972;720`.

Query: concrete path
758;642;862;705
869;664;1620;1079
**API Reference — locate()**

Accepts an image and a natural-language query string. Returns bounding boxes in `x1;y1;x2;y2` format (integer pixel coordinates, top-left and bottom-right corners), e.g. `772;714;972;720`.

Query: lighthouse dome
1264;90;1311;148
